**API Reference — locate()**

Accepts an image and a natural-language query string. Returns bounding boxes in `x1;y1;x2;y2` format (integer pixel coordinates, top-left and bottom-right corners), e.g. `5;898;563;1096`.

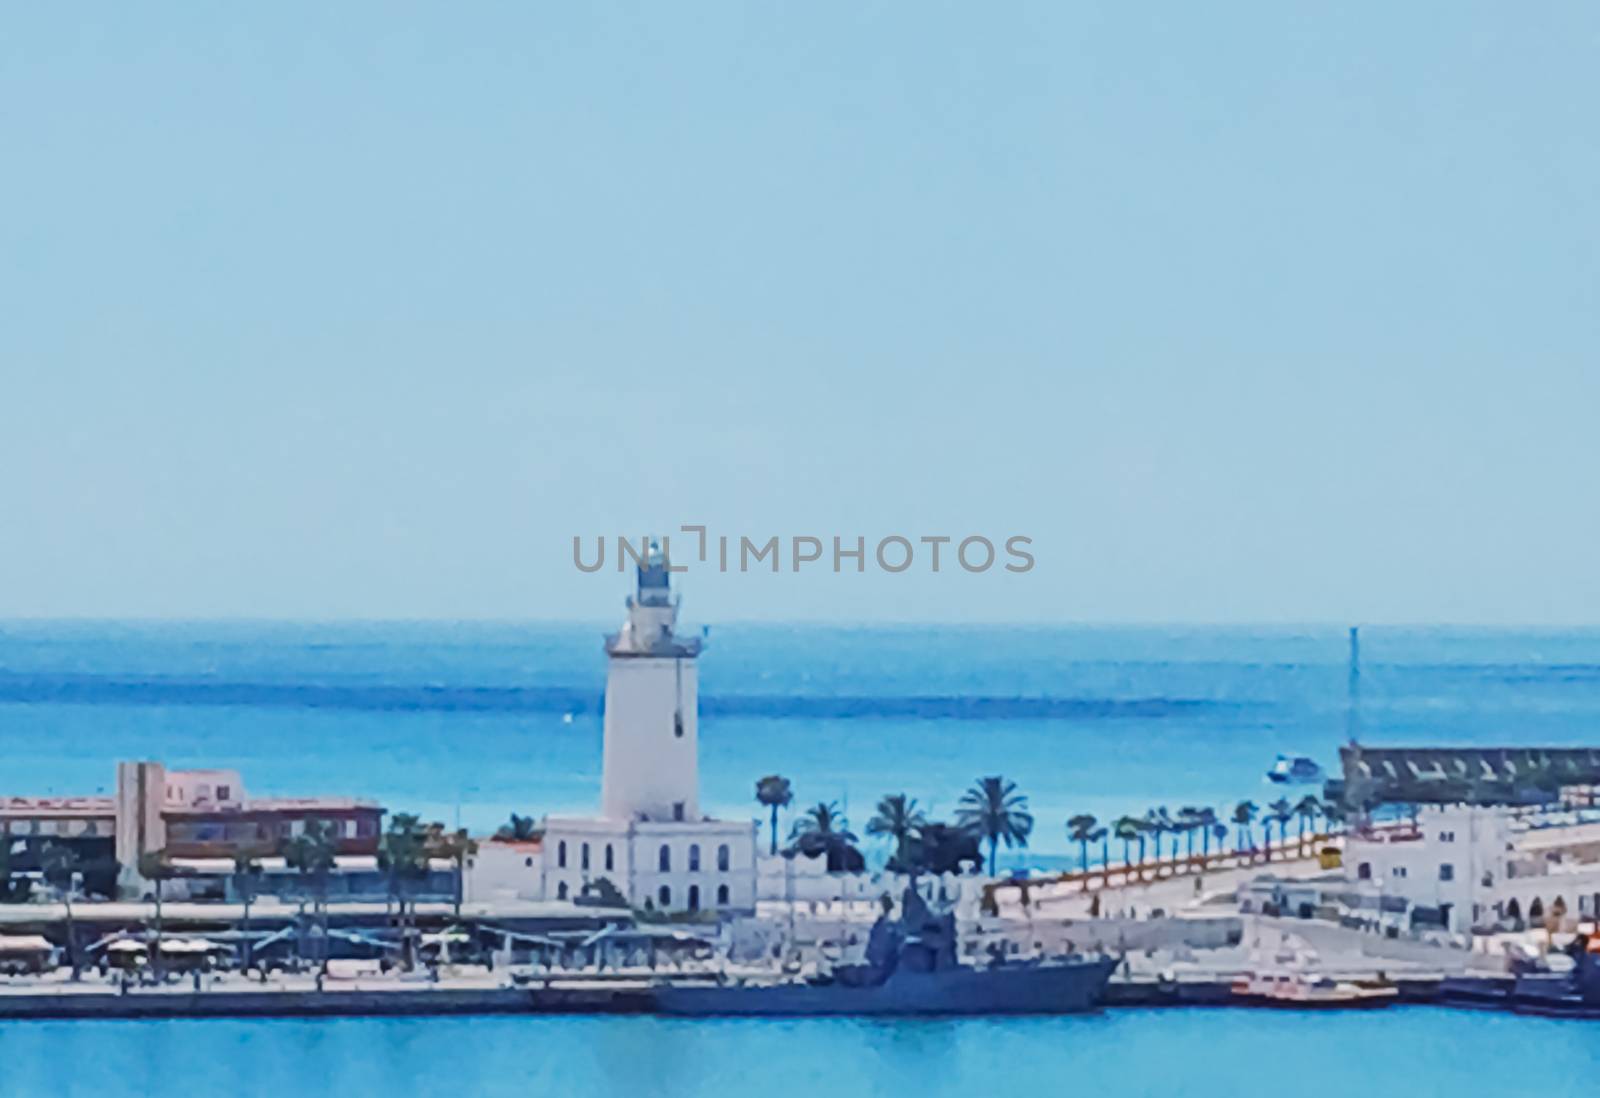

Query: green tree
1176;806;1203;859
866;794;926;871
1321;798;1347;835
137;850;175;980
790;801;862;872
1293;795;1321;856
1092;826;1109;871
1067;814;1099;879
955;777;1034;877
1113;816;1144;870
1145;807;1174;865
1267;797;1293;861
755;776;794;857
493;813;539;841
1232;801;1258;855
285;820;340;966
1197;808;1220;859
232;854;263;968
40;843;82;977
433;826;478;919
378;814;431;965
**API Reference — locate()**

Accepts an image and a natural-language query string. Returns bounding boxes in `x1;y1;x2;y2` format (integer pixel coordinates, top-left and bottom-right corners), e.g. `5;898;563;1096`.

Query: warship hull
653;956;1119;1016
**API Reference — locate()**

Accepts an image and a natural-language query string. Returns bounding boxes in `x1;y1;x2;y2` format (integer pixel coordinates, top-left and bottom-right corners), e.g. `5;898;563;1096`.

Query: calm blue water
0;1009;1593;1098
3;624;1600;864
4;622;1600;864
3;623;1598;1090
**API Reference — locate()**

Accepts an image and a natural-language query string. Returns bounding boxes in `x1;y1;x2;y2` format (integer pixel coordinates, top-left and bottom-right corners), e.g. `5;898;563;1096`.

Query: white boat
1231;969;1396;1009
1266;754;1323;784
1231;934;1396;1009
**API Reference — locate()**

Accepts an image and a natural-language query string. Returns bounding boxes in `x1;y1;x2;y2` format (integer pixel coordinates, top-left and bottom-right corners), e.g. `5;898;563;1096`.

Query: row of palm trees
1067;794;1344;877
760;773;1346;880
758;774;1037;876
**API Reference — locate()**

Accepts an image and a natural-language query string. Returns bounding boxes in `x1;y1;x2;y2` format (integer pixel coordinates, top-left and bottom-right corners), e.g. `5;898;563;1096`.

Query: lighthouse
601;545;702;822
531;547;757;914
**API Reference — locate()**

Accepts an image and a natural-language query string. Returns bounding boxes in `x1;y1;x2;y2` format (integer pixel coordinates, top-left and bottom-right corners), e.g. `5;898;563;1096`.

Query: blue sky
3;4;1597;623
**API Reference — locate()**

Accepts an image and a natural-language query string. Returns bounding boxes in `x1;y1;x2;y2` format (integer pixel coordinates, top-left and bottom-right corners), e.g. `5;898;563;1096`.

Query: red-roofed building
1;761;383;898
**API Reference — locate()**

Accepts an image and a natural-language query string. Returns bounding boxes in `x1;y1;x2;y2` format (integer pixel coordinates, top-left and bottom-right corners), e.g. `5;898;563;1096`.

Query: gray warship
653;886;1118;1016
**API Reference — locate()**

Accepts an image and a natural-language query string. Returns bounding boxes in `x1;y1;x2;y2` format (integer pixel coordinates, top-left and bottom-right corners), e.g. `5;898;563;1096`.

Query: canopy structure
0;935;55;956
1341;745;1600;809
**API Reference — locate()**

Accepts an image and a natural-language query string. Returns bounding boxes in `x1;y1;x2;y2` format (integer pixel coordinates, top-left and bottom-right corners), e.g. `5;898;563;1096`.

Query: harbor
2;564;1598;1024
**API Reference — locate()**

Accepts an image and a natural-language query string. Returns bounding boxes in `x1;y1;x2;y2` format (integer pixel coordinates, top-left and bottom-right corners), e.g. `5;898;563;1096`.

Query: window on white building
717;844;730;872
659;845;671;872
1393;866;1407;879
605;844;614;872
717;883;729;906
582;843;591;871
558;841;567;868
689;845;700;872
688;885;700;911
658;884;671;907
1439;864;1454;881
558;881;569;900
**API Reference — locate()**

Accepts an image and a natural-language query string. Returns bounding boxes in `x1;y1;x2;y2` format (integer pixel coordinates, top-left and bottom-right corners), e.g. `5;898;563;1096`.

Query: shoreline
0;971;1516;1022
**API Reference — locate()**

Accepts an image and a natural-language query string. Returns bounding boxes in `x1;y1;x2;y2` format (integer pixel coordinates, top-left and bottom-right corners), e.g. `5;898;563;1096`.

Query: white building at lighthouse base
540;814;757;914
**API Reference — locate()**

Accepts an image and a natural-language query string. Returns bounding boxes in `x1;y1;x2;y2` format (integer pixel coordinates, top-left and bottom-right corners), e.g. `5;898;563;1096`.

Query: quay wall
0;985;651;1020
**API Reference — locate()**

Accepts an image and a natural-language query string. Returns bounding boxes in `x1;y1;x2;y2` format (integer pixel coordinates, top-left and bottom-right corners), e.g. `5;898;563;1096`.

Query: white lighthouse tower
601;545;702;822
531;545;758;915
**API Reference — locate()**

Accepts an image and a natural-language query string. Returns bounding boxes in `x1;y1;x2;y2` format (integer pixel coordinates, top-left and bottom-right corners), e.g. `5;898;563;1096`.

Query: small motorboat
1231;969;1397;1009
1231;934;1397;1010
1267;755;1323;784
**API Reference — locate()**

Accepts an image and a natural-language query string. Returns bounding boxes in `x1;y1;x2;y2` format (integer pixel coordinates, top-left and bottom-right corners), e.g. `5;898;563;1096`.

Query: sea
1;1009;1595;1098
4;621;1600;864
3;621;1599;1094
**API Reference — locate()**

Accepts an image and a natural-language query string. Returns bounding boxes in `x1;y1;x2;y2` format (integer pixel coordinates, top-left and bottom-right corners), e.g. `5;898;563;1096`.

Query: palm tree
1232;801;1258;856
433;826;478;918
1091;826;1109;873
1148;807;1176;866
40;843;81;977
1113;816;1143;871
285;820;340;966
379;814;429;920
790;801;862;871
1267;797;1292;861
867;794;926;871
955;777;1034;877
136;850;174;980
1177;807;1203;860
755;775;794;857
378;814;431;970
1067;814;1099;878
232;854;262;968
1321;798;1347;836
1197;808;1219;860
1293;795;1321;856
